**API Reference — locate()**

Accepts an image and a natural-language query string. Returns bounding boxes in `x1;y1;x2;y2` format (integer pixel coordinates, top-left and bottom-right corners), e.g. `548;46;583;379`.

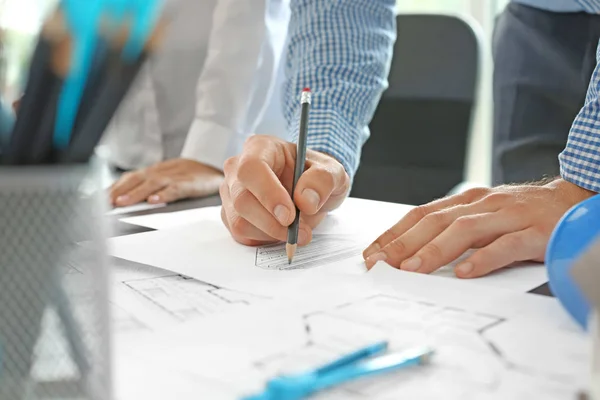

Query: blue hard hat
546;194;600;329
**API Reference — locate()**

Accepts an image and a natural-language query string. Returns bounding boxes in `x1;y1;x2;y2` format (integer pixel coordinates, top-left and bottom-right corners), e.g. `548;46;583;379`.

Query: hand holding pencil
219;89;351;250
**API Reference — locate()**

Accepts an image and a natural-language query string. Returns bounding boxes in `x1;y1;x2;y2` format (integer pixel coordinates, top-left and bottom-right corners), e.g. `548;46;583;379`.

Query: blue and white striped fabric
560;2;600;191
576;0;600;12
283;0;396;179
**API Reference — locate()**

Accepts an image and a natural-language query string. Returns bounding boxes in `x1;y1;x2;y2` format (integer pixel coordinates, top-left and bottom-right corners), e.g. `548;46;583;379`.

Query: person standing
492;0;600;184
108;0;290;206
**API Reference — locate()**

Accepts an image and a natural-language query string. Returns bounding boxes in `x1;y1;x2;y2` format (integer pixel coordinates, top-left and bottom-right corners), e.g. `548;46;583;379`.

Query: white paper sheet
120;205;222;229
108;198;548;295
119;198;410;233
68;245;268;336
107;202;166;216
117;264;589;400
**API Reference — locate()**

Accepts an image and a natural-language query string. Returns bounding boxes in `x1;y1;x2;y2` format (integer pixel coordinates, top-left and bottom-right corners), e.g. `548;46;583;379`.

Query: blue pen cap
546;194;600;329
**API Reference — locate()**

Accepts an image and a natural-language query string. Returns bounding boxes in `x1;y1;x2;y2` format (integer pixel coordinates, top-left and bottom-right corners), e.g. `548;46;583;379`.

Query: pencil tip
286;243;297;265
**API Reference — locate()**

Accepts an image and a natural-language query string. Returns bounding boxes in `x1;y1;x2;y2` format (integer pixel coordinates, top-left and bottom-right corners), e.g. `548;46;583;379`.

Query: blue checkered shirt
560;1;600;191
284;0;396;179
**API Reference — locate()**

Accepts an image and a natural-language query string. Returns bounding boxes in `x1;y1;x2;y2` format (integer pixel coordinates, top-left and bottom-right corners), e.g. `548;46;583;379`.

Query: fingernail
274;205;290;224
364;243;380;258
401;257;422;272
148;195;160;203
367;252;387;266
298;229;309;245
302;189;321;210
456;262;474;276
116;195;128;205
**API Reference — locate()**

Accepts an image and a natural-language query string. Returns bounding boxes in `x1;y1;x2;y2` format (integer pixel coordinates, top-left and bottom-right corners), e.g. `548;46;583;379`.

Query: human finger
396;209;529;274
110;172;145;205
117;179;169;206
147;184;180;204
363;190;484;260
364;198;501;269
220;202;266;246
220;180;276;243
293;161;349;216
234;156;296;227
454;227;546;279
229;179;290;243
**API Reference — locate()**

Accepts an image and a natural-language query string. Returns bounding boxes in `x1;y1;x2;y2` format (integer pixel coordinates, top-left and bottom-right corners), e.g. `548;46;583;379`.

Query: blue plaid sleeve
559;40;600;193
576;0;600;11
284;0;396;180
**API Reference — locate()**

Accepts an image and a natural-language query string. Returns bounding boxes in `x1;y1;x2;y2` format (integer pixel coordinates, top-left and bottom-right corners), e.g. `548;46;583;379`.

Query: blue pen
242;342;434;400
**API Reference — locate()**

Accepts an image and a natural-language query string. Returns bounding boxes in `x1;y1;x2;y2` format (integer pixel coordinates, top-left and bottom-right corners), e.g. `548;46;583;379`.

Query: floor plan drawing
123;274;265;321
255;234;364;271
245;294;585;399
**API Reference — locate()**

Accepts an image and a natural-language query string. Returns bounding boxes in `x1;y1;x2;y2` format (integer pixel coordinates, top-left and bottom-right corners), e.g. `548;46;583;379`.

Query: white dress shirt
104;0;290;171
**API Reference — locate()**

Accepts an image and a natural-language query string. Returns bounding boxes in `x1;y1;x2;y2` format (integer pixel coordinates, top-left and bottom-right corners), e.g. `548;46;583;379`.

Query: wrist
547;178;596;204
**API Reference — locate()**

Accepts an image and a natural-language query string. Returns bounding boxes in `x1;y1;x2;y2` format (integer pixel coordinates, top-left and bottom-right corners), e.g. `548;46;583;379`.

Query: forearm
284;0;396;179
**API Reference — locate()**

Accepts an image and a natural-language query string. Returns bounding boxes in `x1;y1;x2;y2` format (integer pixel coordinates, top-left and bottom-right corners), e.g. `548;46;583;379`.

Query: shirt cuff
560;157;600;193
180;119;247;171
290;109;366;181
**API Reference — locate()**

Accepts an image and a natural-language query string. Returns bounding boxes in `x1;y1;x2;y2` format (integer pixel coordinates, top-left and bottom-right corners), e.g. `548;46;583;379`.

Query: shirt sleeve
576;1;600;11
559;42;600;193
284;0;397;180
181;0;290;170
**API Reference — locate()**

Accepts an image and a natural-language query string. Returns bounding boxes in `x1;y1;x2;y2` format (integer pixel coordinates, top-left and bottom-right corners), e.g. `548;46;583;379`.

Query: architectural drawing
247;294;584;399
123;275;265;321
64;246;267;333
255;234;363;270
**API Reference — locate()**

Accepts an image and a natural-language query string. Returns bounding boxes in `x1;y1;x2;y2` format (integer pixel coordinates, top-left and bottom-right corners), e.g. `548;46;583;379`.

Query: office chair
351;14;483;205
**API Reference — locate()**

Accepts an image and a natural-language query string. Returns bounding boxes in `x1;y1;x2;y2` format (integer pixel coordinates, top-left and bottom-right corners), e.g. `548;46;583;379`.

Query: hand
220;135;350;246
110;158;224;206
363;179;595;278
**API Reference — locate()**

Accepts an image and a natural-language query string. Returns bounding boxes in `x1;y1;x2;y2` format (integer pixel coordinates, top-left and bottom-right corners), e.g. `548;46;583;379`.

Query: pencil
286;88;311;264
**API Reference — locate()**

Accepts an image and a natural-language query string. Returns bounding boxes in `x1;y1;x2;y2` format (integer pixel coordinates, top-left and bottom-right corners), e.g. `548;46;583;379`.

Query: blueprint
118;265;589;400
65;245;268;335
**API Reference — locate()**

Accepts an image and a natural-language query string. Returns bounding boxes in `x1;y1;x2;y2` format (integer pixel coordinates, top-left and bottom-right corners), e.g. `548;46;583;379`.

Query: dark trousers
492;4;600;185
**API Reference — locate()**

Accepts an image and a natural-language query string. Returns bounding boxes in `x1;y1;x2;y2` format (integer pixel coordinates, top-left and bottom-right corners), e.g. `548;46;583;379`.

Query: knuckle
422;211;450;229
497;233;525;250
223;156;236;173
505;202;529;216
229;215;250;237
482;192;513;207
120;171;135;181
244;134;261;145
386;238;407;256
420;242;444;260
453;215;479;231
311;167;336;189
218;181;229;200
463;187;491;202
231;187;252;213
237;158;263;182
407;206;429;222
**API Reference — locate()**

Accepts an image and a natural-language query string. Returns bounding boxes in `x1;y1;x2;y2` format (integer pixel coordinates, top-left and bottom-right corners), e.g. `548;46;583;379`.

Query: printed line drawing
255;234;363;271
124;275;265;321
250;294;580;399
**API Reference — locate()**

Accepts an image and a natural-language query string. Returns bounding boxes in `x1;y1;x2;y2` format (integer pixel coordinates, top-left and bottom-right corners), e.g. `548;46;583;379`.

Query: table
107;195;553;297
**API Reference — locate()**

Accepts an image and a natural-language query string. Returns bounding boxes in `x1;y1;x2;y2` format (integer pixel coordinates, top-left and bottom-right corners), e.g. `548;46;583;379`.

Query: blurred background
0;0;510;188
